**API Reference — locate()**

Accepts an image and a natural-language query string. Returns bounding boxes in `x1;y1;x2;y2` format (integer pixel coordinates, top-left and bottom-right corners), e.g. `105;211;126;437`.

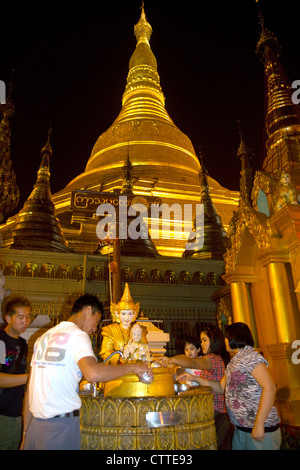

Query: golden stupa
52;6;239;256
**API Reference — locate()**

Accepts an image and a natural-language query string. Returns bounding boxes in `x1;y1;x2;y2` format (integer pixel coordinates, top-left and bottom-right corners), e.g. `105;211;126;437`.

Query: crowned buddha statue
100;283;147;364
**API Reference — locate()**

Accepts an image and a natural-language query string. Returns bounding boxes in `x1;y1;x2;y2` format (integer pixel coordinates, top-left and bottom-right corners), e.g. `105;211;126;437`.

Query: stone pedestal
80;388;217;450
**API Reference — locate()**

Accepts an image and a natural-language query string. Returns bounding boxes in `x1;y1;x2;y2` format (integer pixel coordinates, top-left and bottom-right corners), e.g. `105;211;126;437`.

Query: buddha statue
100;283;142;364
274;170;300;212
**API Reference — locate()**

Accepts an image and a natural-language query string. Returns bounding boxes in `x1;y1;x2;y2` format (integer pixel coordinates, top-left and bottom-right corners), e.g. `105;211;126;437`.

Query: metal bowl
174;383;190;393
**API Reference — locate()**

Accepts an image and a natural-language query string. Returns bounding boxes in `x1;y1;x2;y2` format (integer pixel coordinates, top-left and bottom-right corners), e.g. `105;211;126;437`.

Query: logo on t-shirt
34;332;71;366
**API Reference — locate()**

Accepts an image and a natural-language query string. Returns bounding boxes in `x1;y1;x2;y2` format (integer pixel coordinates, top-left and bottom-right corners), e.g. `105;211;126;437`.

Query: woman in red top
156;326;232;449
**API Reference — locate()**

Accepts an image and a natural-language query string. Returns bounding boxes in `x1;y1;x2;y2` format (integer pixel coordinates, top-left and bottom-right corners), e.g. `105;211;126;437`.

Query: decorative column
257;250;300;425
257;251;300;342
223;274;259;347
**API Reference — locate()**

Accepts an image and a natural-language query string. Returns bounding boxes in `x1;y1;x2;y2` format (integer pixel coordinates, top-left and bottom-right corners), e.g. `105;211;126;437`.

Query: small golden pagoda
0;128;71;252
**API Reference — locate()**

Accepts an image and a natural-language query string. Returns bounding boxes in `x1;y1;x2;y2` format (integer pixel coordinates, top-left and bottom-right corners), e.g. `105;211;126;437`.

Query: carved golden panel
80;389;217;450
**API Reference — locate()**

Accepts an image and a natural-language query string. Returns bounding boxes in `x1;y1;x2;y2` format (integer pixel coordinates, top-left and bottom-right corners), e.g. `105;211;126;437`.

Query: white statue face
131;324;142;342
280;172;290;186
118;309;135;329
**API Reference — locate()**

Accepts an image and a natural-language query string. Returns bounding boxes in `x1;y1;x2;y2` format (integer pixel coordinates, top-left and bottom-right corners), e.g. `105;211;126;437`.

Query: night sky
1;0;300;214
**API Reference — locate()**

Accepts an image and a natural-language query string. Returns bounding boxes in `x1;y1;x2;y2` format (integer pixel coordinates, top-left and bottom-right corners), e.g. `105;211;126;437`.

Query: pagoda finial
256;0;280;61
134;2;152;44
40;125;53;169
237;120;252;170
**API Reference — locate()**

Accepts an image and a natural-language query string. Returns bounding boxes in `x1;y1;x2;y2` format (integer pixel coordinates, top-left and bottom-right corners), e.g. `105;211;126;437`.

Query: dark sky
1;0;300;212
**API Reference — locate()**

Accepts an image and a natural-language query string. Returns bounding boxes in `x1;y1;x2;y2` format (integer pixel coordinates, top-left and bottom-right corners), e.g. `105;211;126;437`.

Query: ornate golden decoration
224;200;272;274
216;298;232;329
80;388;217;450
251;170;276;207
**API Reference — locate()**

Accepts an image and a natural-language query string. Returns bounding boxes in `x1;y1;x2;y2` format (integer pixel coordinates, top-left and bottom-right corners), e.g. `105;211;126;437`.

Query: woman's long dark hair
201;325;231;366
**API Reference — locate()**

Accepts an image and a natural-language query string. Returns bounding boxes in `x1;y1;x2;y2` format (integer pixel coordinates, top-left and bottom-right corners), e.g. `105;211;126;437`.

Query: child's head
184;336;201;358
225;322;254;351
130;323;142;342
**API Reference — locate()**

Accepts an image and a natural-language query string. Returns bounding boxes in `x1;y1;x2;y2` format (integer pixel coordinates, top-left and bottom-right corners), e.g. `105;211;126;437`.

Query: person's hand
153;356;174;367
251;422;265;442
132;363;154;382
176;372;193;383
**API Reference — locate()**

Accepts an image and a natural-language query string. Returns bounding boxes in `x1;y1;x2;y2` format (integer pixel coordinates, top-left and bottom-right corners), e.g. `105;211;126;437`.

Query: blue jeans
232;426;281;450
24;415;81;450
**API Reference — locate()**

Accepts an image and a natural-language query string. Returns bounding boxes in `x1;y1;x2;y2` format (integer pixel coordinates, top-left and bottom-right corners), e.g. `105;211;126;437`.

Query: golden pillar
265;261;298;343
230;281;251;325
224;274;258;347
257;251;300;425
257;251;300;342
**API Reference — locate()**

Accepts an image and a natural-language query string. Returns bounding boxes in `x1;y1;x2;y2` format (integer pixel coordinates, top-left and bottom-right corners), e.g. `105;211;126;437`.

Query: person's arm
0;372;28;387
177;371;225;394
251;363;277;442
78;356;153;383
19;374;33;450
155;354;212;371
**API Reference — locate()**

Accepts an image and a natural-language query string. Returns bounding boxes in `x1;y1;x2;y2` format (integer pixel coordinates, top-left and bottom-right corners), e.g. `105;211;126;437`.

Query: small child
183;336;201;386
123;323;151;363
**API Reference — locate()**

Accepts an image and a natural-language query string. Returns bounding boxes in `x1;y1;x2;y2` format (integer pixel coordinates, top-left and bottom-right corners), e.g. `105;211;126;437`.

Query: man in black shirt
0;296;31;449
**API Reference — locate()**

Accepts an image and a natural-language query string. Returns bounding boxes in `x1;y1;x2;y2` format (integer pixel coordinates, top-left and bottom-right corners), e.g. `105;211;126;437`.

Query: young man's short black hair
2;296;32;323
71;295;104;317
225;322;254;349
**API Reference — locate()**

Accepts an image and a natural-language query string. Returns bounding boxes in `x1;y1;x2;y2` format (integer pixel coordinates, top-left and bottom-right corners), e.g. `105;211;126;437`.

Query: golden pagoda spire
0;128;71;252
119;4;170;122
0;79;20;222
256;2;300;172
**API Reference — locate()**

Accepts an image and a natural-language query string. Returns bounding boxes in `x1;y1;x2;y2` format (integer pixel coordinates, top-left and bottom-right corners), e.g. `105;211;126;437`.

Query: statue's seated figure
274;170;300;212
100;283;142;364
123;323;151;363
